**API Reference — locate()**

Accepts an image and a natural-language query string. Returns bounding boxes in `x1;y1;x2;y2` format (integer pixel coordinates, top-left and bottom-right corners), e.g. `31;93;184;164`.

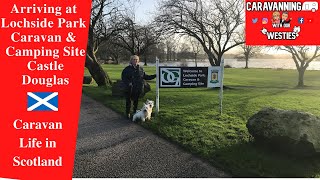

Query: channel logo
245;0;320;45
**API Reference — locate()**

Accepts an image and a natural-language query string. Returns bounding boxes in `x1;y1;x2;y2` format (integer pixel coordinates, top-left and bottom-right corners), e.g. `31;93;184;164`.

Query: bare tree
164;37;179;61
237;45;263;69
113;17;161;65
190;37;202;67
156;0;244;66
85;0;113;86
153;41;166;61
87;0;138;86
177;42;192;60
96;38;127;64
235;30;262;69
279;46;320;87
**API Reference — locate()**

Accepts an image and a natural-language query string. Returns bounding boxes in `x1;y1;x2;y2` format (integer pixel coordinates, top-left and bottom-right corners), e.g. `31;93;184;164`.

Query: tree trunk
245;56;249;69
194;53;198;67
208;52;221;66
114;58;119;65
86;24;112;86
297;68;305;87
208;56;215;66
144;55;148;66
85;54;112;86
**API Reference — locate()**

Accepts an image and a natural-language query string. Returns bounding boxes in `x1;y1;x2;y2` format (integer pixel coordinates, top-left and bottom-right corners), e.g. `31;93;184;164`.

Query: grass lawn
83;64;320;177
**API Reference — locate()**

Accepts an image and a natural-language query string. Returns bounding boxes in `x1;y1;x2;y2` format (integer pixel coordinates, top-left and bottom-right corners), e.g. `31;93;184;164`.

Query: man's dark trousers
125;89;141;116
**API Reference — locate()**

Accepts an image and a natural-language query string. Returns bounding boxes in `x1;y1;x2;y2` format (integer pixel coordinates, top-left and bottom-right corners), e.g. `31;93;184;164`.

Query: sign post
219;58;225;115
156;57;160;114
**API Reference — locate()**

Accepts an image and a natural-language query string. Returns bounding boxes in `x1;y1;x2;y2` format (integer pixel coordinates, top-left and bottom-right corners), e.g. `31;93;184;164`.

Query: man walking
121;55;156;119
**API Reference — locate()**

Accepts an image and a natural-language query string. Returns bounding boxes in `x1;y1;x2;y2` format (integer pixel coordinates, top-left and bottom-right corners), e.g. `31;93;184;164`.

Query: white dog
145;99;154;120
132;99;154;122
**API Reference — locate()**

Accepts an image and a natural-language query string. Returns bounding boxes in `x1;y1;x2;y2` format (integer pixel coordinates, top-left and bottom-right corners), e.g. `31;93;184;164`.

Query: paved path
73;94;230;178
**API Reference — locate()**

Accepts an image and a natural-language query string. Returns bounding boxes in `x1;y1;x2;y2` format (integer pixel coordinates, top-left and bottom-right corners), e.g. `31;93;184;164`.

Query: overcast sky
130;0;289;54
135;0;157;24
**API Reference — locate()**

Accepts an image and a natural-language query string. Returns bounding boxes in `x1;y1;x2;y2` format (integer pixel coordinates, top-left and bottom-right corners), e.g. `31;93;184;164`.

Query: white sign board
207;66;222;88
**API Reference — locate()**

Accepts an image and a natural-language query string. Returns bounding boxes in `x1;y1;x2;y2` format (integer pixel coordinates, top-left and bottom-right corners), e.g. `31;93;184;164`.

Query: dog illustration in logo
293;26;301;36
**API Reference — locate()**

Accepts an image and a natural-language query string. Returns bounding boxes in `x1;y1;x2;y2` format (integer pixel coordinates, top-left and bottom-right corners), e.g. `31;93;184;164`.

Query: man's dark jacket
121;64;156;95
